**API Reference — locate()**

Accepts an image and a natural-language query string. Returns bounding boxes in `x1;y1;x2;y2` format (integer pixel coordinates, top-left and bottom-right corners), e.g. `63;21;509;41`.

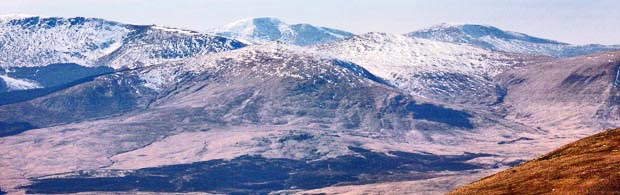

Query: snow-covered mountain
313;32;541;105
407;23;620;57
0;15;245;69
0;15;130;67
96;25;245;69
0;14;246;100
210;17;354;46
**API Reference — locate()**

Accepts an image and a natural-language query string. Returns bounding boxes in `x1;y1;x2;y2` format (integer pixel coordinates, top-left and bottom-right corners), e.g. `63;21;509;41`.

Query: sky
0;0;618;45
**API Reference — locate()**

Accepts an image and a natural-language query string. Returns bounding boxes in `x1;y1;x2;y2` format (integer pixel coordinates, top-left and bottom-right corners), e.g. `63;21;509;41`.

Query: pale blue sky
0;0;618;45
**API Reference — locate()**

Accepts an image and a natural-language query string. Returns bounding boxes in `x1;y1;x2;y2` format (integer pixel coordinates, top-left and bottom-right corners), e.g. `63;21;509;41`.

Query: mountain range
0;15;618;194
0;15;245;105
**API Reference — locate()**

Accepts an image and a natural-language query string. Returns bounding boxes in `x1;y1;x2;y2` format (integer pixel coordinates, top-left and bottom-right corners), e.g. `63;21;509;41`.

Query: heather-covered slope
448;128;620;195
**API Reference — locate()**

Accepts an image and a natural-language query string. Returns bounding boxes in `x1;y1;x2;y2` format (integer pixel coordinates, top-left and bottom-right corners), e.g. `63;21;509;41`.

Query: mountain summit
0;15;245;69
210;17;354;46
408;23;620;57
410;23;564;46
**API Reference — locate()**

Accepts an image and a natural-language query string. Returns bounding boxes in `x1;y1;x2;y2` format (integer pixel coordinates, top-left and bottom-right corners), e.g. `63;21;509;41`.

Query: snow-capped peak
220;17;285;31
210;17;354;46
214;17;290;42
425;22;466;30
0;15;245;69
0;14;38;21
150;25;200;35
411;23;564;44
407;23;620;57
0;15;132;67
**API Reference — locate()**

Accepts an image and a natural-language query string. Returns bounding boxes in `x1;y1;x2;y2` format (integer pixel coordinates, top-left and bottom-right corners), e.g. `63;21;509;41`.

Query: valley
0;14;618;194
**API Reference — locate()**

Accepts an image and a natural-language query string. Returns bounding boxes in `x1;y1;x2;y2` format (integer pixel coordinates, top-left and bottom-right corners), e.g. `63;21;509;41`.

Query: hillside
448;128;620;195
495;50;620;134
313;32;542;105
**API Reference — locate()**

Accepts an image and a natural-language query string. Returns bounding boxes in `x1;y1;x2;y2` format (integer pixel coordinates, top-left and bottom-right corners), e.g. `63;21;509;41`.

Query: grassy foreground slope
448;128;620;195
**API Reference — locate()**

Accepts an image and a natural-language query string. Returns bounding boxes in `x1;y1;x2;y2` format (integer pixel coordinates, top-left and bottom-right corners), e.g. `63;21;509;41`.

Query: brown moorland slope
447;128;620;195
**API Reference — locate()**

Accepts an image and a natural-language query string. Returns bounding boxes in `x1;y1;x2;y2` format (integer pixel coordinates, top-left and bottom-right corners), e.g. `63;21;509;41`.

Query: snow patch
0;74;42;91
151;26;198;35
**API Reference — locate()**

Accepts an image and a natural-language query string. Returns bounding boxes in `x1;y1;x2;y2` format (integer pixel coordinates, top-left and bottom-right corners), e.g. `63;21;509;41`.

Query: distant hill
0;14;245;69
448;128;620;195
407;23;620;57
210;17;353;46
